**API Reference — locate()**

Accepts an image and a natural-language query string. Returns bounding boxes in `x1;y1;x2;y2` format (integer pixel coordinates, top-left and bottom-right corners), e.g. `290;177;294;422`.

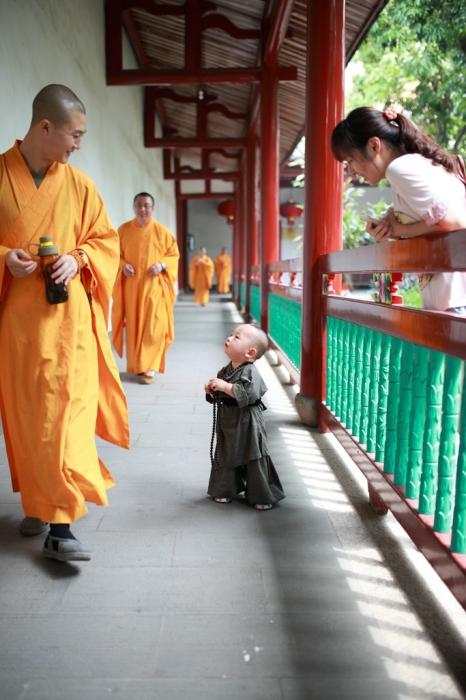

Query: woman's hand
366;215;393;241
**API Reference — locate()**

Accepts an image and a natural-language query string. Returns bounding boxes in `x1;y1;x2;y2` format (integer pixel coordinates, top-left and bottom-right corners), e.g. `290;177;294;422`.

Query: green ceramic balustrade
367;331;381;455
250;285;261;323
383;337;402;474
394;342;414;487
325;317;466;554
239;281;246;308
359;327;373;447
268;293;302;369
375;334;391;463
419;351;445;515
452;373;466;553
434;356;462;533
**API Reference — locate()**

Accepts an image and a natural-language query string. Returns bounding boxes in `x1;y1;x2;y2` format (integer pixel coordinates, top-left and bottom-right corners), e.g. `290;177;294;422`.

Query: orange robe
111;219;179;373
0;141;129;524
215;253;232;293
189;254;214;305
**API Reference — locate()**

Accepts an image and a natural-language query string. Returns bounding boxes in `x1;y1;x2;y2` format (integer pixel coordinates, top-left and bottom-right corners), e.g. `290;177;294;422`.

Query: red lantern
280;200;303;225
217;199;235;224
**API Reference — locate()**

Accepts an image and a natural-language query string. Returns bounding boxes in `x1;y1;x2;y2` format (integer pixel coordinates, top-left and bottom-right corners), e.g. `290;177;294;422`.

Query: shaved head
245;324;269;359
31;84;86;127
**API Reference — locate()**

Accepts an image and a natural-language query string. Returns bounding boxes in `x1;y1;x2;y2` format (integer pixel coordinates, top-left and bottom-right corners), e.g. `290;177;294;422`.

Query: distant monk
0;84;129;561
215;247;232;293
112;192;180;385
189;247;214;306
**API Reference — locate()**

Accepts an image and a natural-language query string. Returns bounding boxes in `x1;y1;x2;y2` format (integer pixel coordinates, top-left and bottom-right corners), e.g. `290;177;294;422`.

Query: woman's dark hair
331;107;459;175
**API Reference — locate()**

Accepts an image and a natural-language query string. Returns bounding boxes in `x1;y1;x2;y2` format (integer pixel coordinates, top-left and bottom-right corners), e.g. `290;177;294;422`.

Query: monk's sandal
43;535;92;562
19;517;49;537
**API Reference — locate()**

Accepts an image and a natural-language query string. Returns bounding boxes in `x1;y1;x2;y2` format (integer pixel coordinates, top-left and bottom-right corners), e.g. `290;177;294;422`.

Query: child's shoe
214;497;232;504
255;504;273;511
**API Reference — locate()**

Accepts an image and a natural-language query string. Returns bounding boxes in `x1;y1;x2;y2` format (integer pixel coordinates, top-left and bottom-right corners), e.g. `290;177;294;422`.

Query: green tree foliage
347;0;466;151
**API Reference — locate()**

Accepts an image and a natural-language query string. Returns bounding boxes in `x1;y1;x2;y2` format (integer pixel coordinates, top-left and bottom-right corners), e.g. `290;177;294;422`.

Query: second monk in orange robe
112;193;180;384
215;247;232;293
189;247;214;306
0;84;129;562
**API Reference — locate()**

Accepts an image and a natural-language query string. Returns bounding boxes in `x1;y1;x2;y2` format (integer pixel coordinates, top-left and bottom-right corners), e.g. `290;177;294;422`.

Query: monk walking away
189;247;214;306
0;84;129;562
215;247;232;294
205;324;285;510
112;192;179;385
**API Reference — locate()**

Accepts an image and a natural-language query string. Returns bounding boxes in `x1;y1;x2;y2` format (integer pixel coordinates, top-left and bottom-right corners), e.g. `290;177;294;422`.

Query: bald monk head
20;84;87;176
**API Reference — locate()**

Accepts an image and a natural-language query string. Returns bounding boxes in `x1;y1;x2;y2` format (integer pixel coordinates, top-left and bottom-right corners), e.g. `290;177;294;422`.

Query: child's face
224;325;255;364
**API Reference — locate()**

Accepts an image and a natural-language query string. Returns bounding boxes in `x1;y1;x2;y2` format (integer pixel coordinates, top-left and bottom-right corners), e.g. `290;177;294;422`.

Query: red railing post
296;0;345;427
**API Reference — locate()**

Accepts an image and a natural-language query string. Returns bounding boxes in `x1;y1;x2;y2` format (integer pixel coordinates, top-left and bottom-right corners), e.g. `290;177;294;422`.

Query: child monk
205;324;285;510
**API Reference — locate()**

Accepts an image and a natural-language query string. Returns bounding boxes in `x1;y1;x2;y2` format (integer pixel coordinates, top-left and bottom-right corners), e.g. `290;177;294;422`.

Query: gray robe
214;362;269;468
207;362;285;505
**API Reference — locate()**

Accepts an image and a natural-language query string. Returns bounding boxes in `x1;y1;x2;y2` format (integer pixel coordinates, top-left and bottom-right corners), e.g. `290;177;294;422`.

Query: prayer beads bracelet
69;248;89;272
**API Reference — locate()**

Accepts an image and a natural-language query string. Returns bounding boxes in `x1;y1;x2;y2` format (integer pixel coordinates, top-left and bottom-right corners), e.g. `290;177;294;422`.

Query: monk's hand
50;254;78;286
148;262;164;276
123;263;135;277
5;249;38;278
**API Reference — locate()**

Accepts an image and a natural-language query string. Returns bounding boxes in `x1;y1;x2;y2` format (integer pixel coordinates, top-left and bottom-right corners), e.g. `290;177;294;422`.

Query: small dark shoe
43;535;92;562
19;517;49;537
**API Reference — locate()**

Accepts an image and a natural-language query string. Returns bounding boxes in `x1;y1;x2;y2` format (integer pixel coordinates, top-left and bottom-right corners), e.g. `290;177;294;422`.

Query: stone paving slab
0;297;466;700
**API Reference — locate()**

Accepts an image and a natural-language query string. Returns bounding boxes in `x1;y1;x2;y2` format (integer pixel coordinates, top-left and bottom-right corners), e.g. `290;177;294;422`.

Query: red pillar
232;193;240;299
237;172;245;305
245;136;258;316
296;0;345;426
175;188;187;290
259;63;280;331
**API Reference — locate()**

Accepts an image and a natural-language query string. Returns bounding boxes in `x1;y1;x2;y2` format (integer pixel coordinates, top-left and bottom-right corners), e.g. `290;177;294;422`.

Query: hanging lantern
217;199;235;224
280;200;303;225
280;200;303;240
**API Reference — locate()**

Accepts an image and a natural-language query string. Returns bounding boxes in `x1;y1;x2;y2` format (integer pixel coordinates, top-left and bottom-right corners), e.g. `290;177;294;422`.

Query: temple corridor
1;297;465;700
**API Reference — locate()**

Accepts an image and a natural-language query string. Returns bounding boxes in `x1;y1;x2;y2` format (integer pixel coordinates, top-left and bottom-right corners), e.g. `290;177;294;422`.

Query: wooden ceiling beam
145;137;247;149
108;66;297;86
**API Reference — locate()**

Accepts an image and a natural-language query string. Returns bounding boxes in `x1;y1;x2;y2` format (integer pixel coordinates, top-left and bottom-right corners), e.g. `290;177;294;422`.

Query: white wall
187;199;232;265
0;0;176;231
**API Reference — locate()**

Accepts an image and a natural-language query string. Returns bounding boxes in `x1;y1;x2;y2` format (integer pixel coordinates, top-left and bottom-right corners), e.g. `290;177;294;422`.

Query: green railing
250;284;261;322
326;317;466;554
239;281;246;308
269;293;302;369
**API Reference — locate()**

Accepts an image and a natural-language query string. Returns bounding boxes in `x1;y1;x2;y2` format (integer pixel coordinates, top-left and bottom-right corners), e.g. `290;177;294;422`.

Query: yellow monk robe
111;219;179;373
0;142;129;524
215;253;232;293
189;254;214;305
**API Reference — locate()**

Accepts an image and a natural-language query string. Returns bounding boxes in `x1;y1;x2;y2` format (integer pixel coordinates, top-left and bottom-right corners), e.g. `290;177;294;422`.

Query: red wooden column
175;195;187;290
259;63;280;332
236;171;245;304
232;194;240;300
245;136;258;316
296;0;345;427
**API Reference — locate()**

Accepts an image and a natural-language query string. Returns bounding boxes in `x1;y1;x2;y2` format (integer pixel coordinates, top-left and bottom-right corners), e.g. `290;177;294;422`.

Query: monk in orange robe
189;247;214;306
111;192;179;384
215;247;232;293
0;84;129;562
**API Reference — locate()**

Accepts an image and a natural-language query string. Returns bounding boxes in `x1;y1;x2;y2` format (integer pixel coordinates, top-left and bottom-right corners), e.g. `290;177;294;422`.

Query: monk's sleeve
74;184;119;322
0;246;12;301
160;231;180;285
231;366;264;407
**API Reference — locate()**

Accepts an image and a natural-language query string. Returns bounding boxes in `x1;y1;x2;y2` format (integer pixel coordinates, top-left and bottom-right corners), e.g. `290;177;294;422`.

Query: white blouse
385;154;466;311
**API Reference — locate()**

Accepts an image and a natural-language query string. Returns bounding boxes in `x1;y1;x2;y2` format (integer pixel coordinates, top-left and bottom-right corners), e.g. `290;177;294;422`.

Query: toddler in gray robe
205;324;285;510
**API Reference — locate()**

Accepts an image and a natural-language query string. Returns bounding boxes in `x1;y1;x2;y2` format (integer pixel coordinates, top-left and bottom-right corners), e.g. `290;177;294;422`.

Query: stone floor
0;296;466;700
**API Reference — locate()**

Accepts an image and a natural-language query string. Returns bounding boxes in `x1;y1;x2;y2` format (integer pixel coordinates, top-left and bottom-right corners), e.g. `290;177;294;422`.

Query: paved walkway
1;297;466;700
